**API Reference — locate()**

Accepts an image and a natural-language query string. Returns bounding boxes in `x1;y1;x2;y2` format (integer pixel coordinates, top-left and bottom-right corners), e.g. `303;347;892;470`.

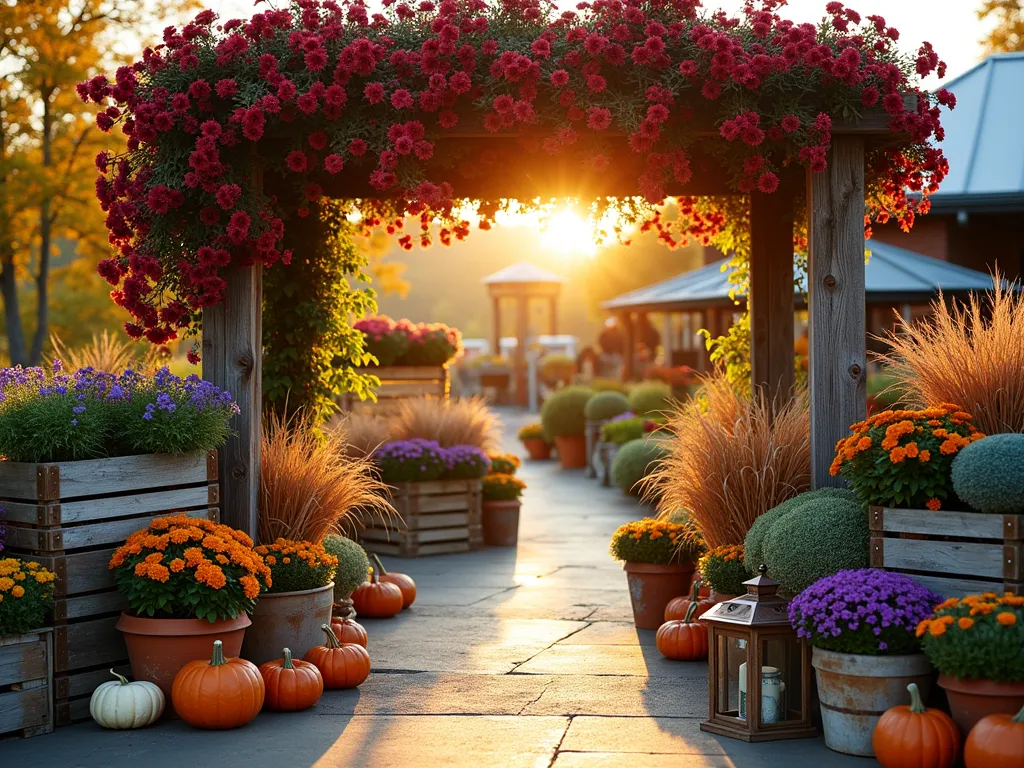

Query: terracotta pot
116;612;251;710
482;499;521;546
241;582;335;666
812;648;932;756
554;434;588;469
623;561;695;630
522;438;552;461
939;674;1024;733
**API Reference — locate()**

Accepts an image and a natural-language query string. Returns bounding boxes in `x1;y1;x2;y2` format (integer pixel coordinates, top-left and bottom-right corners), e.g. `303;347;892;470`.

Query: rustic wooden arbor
482;261;565;406
204;123;885;538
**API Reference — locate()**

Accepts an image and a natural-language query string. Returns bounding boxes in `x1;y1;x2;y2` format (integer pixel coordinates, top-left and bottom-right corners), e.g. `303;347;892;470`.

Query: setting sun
540;209;598;258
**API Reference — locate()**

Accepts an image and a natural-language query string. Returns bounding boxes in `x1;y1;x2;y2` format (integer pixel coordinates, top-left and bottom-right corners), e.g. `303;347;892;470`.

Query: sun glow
540;209;598;258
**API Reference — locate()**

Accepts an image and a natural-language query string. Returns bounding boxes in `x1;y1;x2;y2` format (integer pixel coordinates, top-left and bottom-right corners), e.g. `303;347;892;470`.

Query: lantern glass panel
760;637;802;724
715;633;747;719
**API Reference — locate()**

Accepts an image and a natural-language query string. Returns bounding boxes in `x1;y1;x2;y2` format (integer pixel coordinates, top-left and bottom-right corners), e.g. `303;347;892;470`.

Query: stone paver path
1;408;862;767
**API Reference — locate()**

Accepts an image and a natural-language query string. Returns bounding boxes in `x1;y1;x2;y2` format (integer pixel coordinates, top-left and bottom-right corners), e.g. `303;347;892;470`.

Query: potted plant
481;473;526;547
375;438;451;484
540;385;594;469
789;569;940;756
610;518;702;630
487;453;521;476
110;514;271;704
518;423;552;461
322;535;371;619
627;380;672;417
611;437;670;497
697;544;749;602
444;444;491;480
242;539;338;665
540;353;576;388
918;592;1024;732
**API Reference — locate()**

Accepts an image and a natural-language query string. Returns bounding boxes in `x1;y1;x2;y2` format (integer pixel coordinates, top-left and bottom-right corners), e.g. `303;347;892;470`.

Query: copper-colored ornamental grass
48;330;167;374
330;411;393;458
259;410;394;543
649;376;810;550
389;395;502;452
876;273;1024;435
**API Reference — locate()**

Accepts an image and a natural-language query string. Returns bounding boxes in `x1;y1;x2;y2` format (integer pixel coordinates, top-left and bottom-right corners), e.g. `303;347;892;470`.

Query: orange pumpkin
873;683;960;768
351;567;404;618
303;624;371;689
964;704;1024;768
171;640;265;729
372;554;416;608
330;616;368;647
656;603;709;661
259;647;323;712
664;578;714;622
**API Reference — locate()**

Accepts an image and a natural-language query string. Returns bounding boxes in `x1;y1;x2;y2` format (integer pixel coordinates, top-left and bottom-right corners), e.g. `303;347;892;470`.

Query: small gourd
259;648;323;712
304;624;371;689
351;567;404;618
330;616;369;647
171;640;265;729
372;554;416;608
964;704;1024;768
656;603;709;661
664;578;714;622
873;683;960;768
89;669;165;729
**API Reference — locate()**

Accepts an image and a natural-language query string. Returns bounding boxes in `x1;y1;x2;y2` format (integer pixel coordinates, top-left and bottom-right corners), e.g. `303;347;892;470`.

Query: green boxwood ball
762;495;869;595
541;385;594;438
951;434;1024;514
584;391;631;422
744;488;857;571
321;534;371;597
611;437;670;496
628;381;673;416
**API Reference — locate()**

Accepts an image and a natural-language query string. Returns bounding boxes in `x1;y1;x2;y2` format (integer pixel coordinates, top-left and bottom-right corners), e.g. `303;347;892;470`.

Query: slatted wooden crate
869;507;1023;598
0;629;53;740
338;365;450;415
0;451;219;724
358;479;482;557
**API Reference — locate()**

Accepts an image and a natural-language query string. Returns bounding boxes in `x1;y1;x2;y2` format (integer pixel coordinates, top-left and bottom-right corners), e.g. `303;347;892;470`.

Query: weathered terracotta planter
554;434;588;469
116;612;250;710
938;674;1024;733
812;648;932;757
482;499;521;546
623;561;695;630
241;582;335;666
522;438;551;461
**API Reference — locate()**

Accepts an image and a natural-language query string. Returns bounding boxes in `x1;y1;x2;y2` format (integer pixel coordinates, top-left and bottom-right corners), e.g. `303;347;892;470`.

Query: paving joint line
505;621;593;674
546;716;574;768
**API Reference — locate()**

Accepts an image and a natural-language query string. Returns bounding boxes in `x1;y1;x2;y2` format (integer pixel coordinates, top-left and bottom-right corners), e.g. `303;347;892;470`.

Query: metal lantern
699;565;817;742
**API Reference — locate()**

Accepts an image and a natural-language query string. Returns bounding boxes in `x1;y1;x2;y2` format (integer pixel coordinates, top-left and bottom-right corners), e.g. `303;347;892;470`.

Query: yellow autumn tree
979;0;1024;53
0;0;198;365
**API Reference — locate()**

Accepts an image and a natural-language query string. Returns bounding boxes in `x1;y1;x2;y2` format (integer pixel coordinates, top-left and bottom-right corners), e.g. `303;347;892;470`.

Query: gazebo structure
482;262;565;406
604;241;1000;376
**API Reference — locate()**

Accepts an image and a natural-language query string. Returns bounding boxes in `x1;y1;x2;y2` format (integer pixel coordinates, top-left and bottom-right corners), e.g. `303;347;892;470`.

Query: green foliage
762;495;869;595
612;438;670;496
481;473;526;501
628;380;672;416
0;558;55;635
488;453;520;475
541;385;594;438
698;545;749;595
584;391;630;421
362;330;409;367
609;518;696;565
322;534;371;597
920;597;1024;682
262;202;378;424
518;422;547;441
952;434;1024;513
0;385;110;462
600;417;646;445
744;488;858;571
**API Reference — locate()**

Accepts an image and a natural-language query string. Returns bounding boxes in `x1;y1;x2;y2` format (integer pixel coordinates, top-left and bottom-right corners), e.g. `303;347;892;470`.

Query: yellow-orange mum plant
0;558;56;635
253;538;338;594
918;593;1024;682
110;514;271;623
876;273;1024;435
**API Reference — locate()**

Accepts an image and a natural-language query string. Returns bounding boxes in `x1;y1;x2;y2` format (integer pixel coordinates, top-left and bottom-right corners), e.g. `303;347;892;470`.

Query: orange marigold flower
996;612;1018;627
856;436;872;451
889;447;907;463
926;498;942;511
904;442;919;458
915;619;930;637
240;575;261;600
184;547;206;567
919;449;931;463
936;597;960;611
970;603;996;616
957;617;974;630
11;585;25;598
940;439;959;455
1000;595;1024;607
169;558;186;573
144;552;163;564
928;621;947;637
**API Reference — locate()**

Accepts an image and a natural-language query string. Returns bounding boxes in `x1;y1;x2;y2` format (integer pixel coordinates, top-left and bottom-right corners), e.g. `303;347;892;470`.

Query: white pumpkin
90;669;165;729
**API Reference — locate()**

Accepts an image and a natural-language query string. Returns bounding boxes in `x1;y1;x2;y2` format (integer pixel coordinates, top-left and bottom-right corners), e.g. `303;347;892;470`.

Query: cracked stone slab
553;754;740;767
556;622;657;646
359;615;587;647
521;674;708;717
513;645;709;678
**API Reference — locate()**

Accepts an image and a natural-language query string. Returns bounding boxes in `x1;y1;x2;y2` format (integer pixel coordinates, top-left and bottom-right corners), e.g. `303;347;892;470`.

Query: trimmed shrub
600;417;645;445
744;488;857;571
612;438;670;496
762;495;869;596
541;385;594;438
322;534;371;597
584;391;630;421
699;545;749;595
628;380;672;416
951;434;1024;513
590;378;628;394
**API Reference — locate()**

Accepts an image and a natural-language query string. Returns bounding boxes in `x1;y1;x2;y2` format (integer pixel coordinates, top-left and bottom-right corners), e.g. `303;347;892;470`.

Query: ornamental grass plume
330;411;393;458
650;375;810;550
389;395;501;452
876;273;1024;435
259;410;394;543
48;331;167;375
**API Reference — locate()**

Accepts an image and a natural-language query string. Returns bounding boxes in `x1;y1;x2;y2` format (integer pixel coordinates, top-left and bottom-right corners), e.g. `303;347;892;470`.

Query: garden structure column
514;292;529;406
620;312;636;381
548;295;558;336
807;135;867;488
492;294;502;358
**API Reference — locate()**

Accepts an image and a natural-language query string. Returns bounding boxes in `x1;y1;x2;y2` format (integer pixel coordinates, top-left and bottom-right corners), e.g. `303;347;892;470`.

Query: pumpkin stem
372;553;389;576
209;639;226;667
110;669;131;685
906;683;926;714
282;648;294;669
321;623;342;649
1012;704;1024;723
689;578;700;602
684;601;699;624
370;566;380;585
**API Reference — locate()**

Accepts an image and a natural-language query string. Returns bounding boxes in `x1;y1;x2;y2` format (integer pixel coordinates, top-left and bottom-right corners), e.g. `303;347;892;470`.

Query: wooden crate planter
339;365;450;415
870;507;1023;598
358;479;482;557
0;451;219;724
0;629;53;740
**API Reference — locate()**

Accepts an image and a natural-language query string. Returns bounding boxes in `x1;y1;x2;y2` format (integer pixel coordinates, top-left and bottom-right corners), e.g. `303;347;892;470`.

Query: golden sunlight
540;209;598;258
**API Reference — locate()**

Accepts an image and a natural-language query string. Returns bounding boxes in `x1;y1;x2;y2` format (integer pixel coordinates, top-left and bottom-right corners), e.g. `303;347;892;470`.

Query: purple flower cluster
445;444;491;480
375;438;451;484
609;411;637;423
789;569;940;656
